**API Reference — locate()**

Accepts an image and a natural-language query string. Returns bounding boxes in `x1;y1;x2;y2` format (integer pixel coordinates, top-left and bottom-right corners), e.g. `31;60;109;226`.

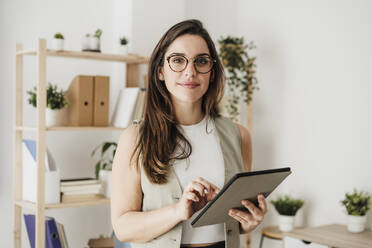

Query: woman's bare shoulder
119;123;140;145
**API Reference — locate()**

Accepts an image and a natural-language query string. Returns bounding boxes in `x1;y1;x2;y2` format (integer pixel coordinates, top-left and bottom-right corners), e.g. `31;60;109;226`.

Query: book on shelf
60;183;102;192
111;87;146;128
133;87;146;123
62;187;102;195
60;177;99;186
24;214;65;248
56;222;69;248
61;193;105;203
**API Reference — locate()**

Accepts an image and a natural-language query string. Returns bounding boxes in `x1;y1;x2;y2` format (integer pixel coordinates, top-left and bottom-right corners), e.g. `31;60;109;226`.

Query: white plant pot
46;108;59;126
81;36;90;50
90;37;100;51
279;215;295;232
347;215;366;233
119;45;128;55
99;170;112;198
52;38;64;51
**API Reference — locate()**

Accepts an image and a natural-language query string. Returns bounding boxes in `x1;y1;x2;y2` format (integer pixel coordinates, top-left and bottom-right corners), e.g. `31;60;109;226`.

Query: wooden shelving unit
13;38;148;248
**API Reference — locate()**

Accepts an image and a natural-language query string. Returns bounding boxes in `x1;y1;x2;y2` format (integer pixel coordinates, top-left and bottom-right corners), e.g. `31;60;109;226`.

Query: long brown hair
131;19;225;184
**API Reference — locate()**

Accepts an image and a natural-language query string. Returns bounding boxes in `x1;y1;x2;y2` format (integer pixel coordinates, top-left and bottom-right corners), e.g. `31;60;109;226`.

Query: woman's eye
196;57;209;65
171;57;185;64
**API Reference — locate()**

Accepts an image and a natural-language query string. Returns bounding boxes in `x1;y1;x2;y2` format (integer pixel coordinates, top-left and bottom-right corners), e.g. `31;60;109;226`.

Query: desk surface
284;224;372;248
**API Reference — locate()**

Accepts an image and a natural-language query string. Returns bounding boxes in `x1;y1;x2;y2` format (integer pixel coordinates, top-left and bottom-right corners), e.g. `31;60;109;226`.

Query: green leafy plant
120;36;128;45
341;189;370;216
54;33;64;39
271;195;304;216
218;36;259;121
85;33;90;38
27;83;68;110
91;142;117;179
94;29;102;39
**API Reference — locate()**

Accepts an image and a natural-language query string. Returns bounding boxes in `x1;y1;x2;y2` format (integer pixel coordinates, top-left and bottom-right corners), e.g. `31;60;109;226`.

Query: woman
111;19;267;248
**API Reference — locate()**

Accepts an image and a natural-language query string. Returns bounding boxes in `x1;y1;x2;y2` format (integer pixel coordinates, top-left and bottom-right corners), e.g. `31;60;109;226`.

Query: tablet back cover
192;168;291;227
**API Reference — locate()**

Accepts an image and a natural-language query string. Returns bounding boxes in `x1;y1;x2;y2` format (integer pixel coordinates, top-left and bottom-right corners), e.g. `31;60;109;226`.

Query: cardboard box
93;76;109;126
58;75;110;126
59;75;94;126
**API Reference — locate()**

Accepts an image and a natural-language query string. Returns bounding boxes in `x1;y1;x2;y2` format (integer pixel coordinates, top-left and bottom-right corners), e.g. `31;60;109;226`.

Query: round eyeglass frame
165;55;216;74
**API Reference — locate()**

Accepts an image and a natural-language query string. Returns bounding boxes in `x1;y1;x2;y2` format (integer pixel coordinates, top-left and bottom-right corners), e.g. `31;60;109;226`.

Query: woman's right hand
175;177;221;221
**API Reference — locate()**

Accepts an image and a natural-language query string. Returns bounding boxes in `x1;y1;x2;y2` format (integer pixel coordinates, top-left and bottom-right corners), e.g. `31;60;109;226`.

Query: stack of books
60;178;104;202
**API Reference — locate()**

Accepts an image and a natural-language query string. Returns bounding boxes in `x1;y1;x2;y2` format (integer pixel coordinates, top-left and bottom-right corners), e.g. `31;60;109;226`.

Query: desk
284;224;372;248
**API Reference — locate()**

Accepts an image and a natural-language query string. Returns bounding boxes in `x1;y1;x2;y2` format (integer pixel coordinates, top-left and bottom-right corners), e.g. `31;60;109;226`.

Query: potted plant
271;195;304;232
81;33;91;51
218;36;259;122
52;32;64;51
341;189;370;233
91;141;117;197
90;28;102;52
27;83;68;126
119;36;129;55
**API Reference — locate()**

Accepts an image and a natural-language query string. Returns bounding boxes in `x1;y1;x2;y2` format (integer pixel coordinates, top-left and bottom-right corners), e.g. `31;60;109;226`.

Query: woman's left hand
228;194;267;233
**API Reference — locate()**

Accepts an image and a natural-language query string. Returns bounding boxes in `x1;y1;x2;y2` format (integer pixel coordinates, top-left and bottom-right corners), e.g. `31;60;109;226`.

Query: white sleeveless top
173;116;225;244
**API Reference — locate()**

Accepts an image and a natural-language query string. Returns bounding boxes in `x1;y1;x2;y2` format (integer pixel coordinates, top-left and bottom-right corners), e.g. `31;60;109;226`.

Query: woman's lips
179;82;200;89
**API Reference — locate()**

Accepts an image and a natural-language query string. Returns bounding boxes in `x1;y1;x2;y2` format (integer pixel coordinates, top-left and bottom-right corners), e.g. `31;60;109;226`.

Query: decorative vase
81;36;90;51
99;170;112;198
46;108;59;126
347;215;367;233
279;215;295;232
119;45;128;55
52;38;64;51
90;37;100;51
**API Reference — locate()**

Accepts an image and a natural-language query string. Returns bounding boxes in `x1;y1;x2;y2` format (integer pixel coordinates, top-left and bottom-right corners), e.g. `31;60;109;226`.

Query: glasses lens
169;56;187;72
194;56;213;73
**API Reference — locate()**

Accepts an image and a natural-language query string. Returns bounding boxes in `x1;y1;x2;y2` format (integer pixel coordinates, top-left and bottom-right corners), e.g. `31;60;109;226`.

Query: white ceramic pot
46;108;59;126
99;170;112;198
52;38;64;51
90;37;100;51
81;36;90;50
119;45;128;55
347;215;366;233
279;215;295;232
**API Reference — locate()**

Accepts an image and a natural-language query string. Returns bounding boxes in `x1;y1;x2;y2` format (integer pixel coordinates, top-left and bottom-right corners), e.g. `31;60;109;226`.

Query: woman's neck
173;99;204;126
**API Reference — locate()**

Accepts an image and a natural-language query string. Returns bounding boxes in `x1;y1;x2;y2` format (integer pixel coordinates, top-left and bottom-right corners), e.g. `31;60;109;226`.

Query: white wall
1;0;371;247
237;0;372;247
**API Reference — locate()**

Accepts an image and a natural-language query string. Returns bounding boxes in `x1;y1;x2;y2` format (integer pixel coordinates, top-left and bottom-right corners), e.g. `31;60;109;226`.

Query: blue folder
24;214;62;248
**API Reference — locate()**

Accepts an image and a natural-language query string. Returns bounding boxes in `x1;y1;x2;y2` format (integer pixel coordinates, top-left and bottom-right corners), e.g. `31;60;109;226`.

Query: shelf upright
35;38;47;248
14;43;23;248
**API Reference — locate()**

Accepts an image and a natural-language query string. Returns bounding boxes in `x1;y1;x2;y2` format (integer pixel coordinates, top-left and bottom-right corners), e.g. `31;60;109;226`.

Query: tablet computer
191;167;291;227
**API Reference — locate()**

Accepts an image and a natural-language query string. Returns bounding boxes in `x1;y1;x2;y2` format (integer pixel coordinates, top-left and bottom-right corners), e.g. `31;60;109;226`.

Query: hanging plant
218;36;259;122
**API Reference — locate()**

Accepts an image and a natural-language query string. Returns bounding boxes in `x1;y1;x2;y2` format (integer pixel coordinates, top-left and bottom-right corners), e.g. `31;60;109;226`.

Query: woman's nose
184;60;196;78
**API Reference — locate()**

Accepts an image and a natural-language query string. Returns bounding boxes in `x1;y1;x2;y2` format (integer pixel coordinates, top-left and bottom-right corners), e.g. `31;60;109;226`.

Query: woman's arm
110;125;181;243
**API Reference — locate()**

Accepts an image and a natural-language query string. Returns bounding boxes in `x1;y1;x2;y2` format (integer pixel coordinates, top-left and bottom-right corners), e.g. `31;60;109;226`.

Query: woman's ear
158;67;165;81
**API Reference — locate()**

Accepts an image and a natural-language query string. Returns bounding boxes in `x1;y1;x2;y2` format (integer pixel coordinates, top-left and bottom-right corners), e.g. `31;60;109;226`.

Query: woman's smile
178;81;200;89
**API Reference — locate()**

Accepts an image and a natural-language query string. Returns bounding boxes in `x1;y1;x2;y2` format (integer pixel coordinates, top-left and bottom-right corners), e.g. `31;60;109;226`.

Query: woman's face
159;34;212;106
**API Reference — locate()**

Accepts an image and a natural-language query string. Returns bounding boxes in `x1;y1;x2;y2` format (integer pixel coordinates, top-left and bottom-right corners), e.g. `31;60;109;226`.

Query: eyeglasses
166;54;216;74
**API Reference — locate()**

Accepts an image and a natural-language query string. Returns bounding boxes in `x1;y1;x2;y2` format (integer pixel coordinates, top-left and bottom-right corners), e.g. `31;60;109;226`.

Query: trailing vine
218;36;259;121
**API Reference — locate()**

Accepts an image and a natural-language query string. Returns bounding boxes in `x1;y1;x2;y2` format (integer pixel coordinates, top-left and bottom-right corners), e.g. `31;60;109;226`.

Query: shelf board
15;197;110;210
16;49;149;64
16;125;125;131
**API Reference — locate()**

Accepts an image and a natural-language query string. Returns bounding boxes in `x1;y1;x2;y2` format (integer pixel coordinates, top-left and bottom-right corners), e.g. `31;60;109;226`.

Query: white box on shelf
22;139;60;204
284;237;328;248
